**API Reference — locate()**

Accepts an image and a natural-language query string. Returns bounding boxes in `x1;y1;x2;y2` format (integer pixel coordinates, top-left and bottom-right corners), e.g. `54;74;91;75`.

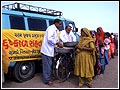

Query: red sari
96;27;105;45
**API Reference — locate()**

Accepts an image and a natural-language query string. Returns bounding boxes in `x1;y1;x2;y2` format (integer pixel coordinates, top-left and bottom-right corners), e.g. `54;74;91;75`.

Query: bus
2;2;78;82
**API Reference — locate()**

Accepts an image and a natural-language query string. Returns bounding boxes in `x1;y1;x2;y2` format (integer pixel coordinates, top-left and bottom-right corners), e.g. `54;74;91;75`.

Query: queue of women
74;27;117;88
40;19;117;88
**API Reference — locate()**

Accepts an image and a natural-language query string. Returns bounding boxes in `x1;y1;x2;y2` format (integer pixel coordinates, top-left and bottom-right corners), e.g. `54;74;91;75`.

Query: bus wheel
13;61;35;82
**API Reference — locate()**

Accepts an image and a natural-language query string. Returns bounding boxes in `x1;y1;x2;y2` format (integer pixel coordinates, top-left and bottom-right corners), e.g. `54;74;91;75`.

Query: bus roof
2;2;63;17
2;2;73;22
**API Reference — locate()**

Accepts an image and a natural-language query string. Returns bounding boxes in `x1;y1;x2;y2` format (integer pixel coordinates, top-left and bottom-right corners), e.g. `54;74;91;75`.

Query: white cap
68;24;73;30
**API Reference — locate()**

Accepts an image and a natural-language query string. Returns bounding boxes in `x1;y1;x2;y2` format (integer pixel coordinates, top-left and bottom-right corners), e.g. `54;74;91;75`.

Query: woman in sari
96;27;110;76
110;33;115;58
74;28;96;88
96;27;105;45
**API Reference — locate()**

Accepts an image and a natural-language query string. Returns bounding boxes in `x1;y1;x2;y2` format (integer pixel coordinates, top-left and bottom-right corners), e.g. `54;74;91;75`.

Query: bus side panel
2;14;10;29
2;29;44;74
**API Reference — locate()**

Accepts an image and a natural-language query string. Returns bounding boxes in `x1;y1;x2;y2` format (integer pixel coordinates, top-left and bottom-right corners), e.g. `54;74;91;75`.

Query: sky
1;1;119;33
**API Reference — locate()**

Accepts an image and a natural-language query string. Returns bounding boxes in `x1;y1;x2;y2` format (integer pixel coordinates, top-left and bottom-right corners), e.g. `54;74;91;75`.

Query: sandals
79;85;83;88
86;83;93;88
48;81;54;86
79;84;83;88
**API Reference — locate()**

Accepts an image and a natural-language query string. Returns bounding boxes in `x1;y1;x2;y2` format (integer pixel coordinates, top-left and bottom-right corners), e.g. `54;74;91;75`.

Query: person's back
114;34;118;49
114;34;118;56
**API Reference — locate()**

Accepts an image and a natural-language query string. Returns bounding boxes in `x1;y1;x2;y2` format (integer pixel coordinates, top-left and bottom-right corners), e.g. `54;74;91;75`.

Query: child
104;32;111;63
98;32;110;76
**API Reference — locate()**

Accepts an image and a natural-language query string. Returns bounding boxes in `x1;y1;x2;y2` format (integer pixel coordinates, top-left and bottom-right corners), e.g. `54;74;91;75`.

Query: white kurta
41;24;59;57
60;30;76;43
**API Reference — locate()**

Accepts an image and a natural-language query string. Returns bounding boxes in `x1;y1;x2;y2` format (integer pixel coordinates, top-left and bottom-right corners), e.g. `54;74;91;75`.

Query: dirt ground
2;56;118;89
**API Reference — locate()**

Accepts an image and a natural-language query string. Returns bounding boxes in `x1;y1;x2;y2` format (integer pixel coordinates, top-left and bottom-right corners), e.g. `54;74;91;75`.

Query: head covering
76;27;96;65
105;32;111;37
77;27;94;48
81;28;92;37
96;27;105;45
68;24;73;30
92;30;96;36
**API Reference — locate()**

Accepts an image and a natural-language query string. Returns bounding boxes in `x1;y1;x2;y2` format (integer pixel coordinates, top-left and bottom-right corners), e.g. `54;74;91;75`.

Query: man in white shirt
40;19;62;86
60;25;76;44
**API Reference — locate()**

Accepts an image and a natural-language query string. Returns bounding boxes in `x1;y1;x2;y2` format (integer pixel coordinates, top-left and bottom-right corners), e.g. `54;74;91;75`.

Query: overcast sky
1;1;119;33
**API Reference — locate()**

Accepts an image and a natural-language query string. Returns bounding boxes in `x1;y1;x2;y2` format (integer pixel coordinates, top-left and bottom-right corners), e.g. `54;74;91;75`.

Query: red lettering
39;40;42;47
38;40;42;47
22;40;28;47
19;40;22;47
2;39;8;49
29;40;34;47
8;39;13;46
34;40;38;48
2;39;41;48
14;40;19;47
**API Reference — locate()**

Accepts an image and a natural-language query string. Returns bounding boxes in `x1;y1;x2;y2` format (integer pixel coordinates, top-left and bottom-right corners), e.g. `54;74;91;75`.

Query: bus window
59;22;64;31
9;15;25;30
65;21;75;27
49;20;54;26
28;18;47;31
49;19;64;31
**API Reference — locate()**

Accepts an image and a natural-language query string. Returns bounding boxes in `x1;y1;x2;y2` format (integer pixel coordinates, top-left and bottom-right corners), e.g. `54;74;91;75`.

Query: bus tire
13;61;35;82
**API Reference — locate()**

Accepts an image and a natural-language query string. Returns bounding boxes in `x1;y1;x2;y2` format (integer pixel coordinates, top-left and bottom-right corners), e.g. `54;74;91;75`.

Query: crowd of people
40;19;118;88
75;27;118;88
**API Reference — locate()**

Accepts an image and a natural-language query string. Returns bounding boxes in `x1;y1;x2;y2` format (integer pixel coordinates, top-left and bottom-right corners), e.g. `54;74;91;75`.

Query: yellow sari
74;28;96;78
